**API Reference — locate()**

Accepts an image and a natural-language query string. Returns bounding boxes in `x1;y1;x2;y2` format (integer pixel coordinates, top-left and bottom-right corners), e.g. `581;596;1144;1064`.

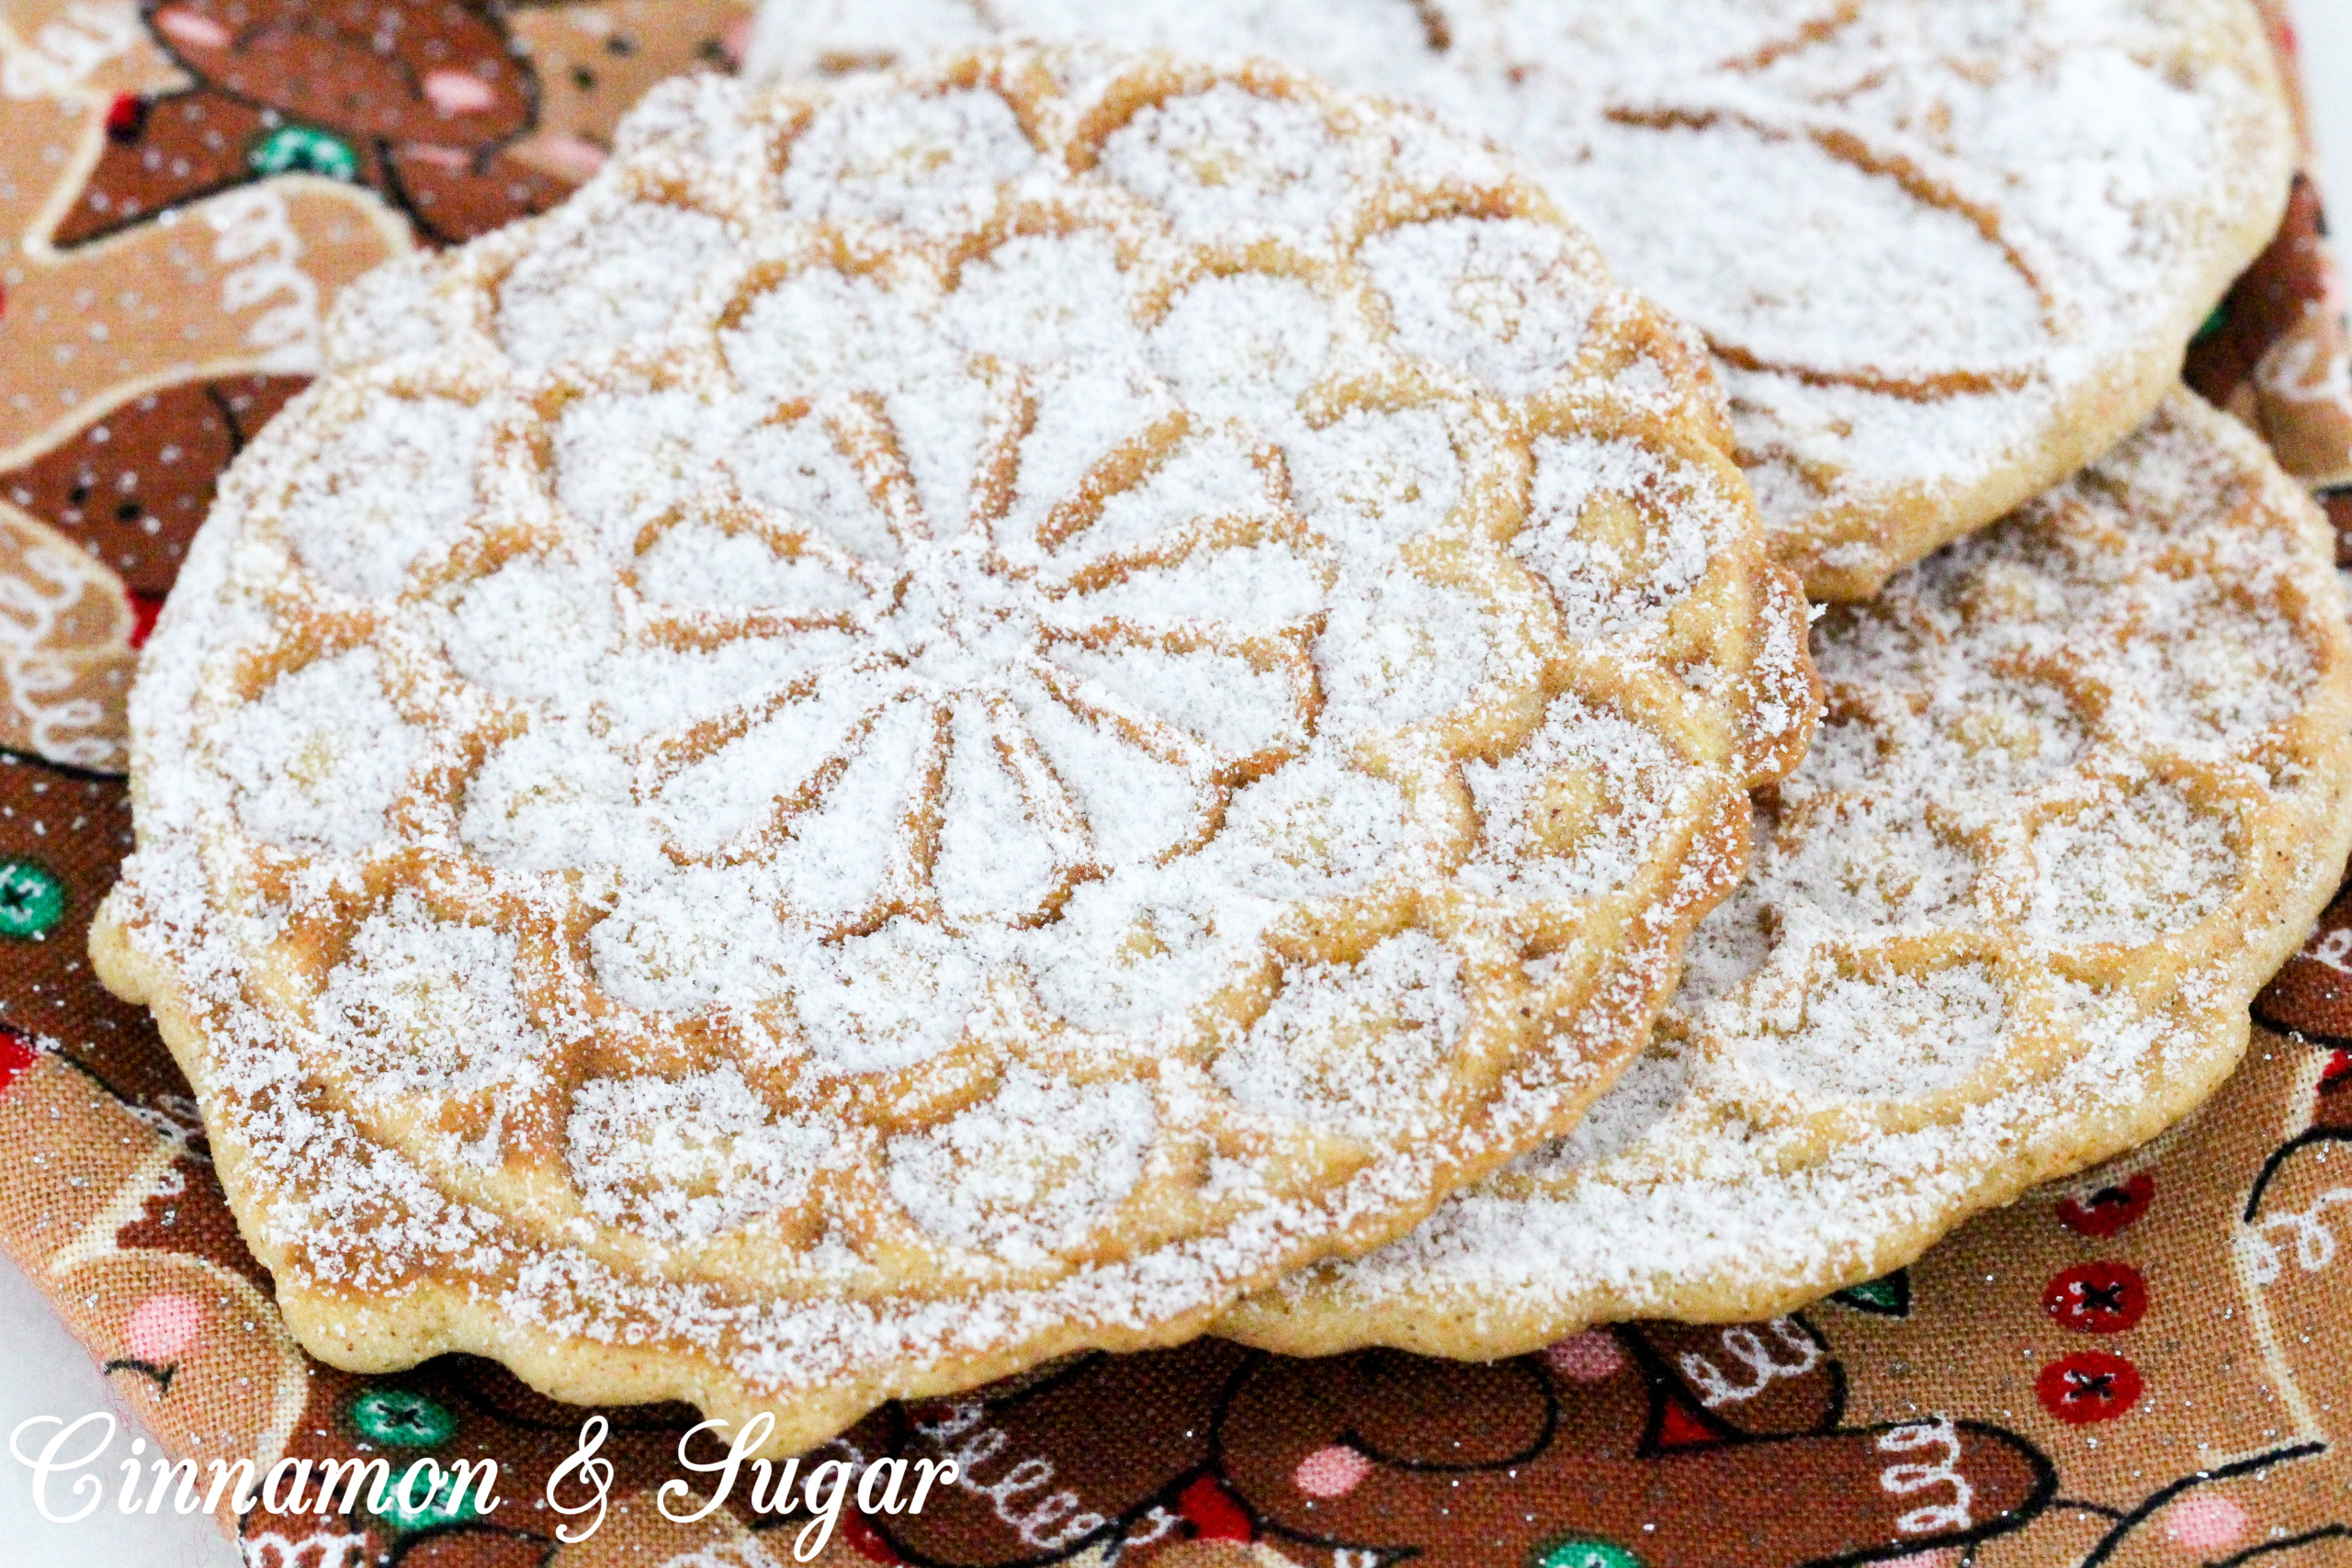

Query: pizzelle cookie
1223;389;2352;1359
90;49;1815;1449
752;0;2298;598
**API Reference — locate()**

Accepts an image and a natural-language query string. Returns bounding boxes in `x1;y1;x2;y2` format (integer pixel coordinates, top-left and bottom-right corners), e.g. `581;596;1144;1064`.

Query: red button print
2042;1261;2147;1335
2057;1173;2154;1237
0;1025;36;1097
2037;1350;2143;1425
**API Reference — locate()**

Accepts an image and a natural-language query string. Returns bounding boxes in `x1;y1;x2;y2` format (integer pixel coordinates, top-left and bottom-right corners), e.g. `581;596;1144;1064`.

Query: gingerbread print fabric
0;0;752;769
7;3;2352;1565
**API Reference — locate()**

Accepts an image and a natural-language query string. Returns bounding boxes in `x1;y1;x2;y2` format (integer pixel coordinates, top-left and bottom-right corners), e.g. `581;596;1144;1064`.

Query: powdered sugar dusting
2023;783;2235;945
751;0;2295;595
783;85;1041;231
1149;273;1335;419
1737;964;2007;1102
1361;219;1609;398
316;896;547;1103
1227;391;2352;1352
1462;695;1684;902
888;1068;1158;1266
1215;931;1468;1140
496;201;734;367
1286;409;1463;549
1551;120;2047;383
568;1066;830;1244
104;47;1812;1449
1517;435;1745;646
1101;83;1358;250
277;391;488;599
216;649;420;856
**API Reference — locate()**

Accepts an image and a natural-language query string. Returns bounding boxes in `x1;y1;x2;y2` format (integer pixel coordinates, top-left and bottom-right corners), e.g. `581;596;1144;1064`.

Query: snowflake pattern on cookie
1227;390;2352;1359
93;47;1815;1450
752;0;2298;597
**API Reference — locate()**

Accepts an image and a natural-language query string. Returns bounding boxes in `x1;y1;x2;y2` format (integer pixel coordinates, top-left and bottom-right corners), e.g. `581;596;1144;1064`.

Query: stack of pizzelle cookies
85;0;2352;1454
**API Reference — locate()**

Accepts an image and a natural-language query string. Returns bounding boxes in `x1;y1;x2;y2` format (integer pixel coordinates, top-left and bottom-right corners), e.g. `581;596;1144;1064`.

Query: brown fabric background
6;4;2352;1563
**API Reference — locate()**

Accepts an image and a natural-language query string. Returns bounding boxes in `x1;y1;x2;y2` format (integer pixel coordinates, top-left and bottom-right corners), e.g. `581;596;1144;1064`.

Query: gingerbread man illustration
1217;1325;2052;1568
2;373;303;611
820;1321;2053;1567
0;752;195;1114
46;1;756;250
54;0;571;248
0;0;754;770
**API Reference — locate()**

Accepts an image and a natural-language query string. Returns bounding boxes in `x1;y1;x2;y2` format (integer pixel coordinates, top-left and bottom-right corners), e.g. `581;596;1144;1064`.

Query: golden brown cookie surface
753;0;2298;597
95;46;1814;1450
1226;389;2352;1357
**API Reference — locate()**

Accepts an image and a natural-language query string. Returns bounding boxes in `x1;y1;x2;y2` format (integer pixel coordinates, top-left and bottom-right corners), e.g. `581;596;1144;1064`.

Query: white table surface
2309;3;2350;198
4;9;2349;1564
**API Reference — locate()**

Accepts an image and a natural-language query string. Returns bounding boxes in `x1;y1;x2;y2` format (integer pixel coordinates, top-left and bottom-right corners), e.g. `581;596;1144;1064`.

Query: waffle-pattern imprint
752;0;2296;599
1225;390;2352;1358
92;49;1815;1449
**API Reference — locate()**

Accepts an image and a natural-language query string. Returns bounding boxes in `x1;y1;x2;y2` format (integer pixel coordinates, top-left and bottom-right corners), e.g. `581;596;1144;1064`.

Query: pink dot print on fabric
424;70;498;117
1294;1445;1373;1499
1544;1332;1625;1382
2165;1495;2250;1551
152;6;231;50
123;1292;202;1362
